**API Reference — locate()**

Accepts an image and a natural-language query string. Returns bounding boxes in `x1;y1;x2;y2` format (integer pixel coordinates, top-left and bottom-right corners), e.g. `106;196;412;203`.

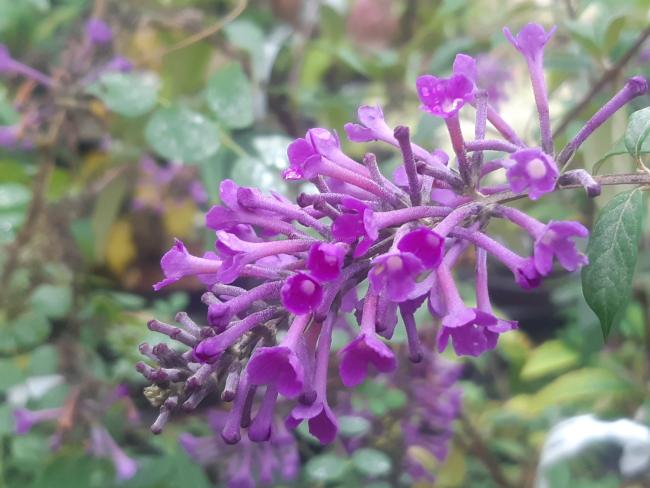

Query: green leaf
384;388;407;410
224;20;265;78
582;189;645;337
0;311;51;353
29;284;71;319
87;71;160;118
145;107;220;163
230;135;291;193
91;172;129;261
351;448;392;477
338;415;371;438
305;454;349;483
520;340;578;381
206;63;254;129
593;136;650;174
11;433;50;470
565;21;601;60
624;107;650;159
601;15;626;53
12;311;51;350
532;367;633;412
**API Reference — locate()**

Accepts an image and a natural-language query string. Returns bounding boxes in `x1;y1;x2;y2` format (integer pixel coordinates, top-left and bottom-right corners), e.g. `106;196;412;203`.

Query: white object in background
7;374;64;406
536;414;650;488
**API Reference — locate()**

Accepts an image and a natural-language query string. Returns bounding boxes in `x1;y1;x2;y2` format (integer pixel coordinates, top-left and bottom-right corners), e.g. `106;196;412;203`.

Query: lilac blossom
501;148;559;199
0;44;53;86
504;23;556;153
140;20;648;448
13;388;140;482
13;407;63;435
180;411;299;487
85;18;113;45
90;425;138;481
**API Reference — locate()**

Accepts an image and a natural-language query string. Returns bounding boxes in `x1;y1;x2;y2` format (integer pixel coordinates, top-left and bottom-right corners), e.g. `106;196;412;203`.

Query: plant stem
458;412;516;488
553;25;650;139
480;172;650;205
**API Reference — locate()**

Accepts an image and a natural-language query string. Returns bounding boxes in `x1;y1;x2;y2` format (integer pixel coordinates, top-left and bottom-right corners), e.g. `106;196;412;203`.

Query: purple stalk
445;114;471;186
485;105;525;146
527;58;553;154
557;169;601;197
557;76;648;166
471;90;489;182
394;126;422;206
466;139;519;153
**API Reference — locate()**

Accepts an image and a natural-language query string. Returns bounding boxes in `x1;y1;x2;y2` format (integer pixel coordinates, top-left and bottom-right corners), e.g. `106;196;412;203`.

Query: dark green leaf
582;189;645;337
351;448;392;477
87;71;160;117
624;107;650;159
206;63;254;129
145;107;220;163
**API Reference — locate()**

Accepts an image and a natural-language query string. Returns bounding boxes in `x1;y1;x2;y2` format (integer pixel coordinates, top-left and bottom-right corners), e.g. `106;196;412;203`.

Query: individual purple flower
503;22;556;65
339;293;396;386
0;44;11;73
497;206;589;276
307;242;348;281
85;18;113;45
476;54;512;108
0;44;53;86
416;73;474;119
153;239;222;290
452;53;512;108
369;252;424;302
281;273;323;315
436;262;516;356
397;226;444;268
246;315;310;398
282;130;333;180
534;221;589;275
344;105;393;142
331;197;375;256
286;317;338;444
504;23;556;153
90;425;138;481
0;125;32;150
13;407;62;435
286;399;337;443
104;56;134;73
502;148;558;200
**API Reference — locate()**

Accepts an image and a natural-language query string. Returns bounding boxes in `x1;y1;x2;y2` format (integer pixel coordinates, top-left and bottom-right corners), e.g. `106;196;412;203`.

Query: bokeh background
1;0;650;486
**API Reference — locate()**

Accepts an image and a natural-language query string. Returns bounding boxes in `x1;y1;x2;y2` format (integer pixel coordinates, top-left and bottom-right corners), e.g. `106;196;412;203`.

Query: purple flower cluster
179;411;299;487
0;16;133;152
140;23;647;444
402;350;463;482
13;385;140;481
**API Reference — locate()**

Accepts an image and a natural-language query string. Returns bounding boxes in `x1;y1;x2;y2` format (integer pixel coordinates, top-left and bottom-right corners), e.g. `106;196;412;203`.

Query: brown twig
140;0;248;64
0;111;66;304
458;412;516;488
553;26;650;139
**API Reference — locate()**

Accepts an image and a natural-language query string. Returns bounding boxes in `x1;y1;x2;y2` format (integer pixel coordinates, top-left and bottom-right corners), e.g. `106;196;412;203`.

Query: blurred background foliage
0;0;649;486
